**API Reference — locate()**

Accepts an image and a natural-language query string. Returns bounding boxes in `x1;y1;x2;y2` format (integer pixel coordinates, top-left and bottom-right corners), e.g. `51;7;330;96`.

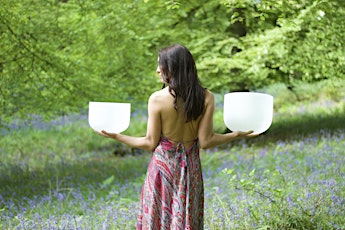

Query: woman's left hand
95;130;118;139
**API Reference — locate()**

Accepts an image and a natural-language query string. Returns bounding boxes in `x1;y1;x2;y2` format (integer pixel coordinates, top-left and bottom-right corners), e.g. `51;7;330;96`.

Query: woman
97;44;256;229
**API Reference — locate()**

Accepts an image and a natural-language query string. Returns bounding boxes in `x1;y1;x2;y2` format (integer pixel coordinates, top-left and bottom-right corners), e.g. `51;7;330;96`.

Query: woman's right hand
232;130;258;139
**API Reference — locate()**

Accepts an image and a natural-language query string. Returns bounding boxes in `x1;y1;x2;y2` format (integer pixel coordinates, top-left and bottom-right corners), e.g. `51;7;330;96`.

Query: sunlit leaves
193;0;345;92
1;0;344;121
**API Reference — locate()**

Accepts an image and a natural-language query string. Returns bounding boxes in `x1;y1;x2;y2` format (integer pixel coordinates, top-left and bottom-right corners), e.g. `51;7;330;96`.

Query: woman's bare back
155;87;203;148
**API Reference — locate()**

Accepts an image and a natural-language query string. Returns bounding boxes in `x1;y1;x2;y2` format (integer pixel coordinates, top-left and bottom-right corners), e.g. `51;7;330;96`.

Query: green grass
203;132;344;229
0;80;344;229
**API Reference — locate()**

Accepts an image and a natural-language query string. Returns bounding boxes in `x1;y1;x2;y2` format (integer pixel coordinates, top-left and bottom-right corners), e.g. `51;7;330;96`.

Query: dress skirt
136;137;204;230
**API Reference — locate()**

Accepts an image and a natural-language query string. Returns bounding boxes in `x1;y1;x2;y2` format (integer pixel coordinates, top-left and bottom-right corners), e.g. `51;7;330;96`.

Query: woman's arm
198;91;256;149
97;93;162;152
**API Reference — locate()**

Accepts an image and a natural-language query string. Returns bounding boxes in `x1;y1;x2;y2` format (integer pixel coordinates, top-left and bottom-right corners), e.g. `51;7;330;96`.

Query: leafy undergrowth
1;83;344;229
203;130;345;229
1;126;344;229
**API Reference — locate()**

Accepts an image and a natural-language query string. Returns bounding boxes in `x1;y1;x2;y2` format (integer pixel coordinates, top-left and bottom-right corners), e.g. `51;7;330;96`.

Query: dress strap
160;136;198;150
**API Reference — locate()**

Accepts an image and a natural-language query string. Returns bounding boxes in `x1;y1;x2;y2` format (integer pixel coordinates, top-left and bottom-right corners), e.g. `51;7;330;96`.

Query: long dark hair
158;44;205;122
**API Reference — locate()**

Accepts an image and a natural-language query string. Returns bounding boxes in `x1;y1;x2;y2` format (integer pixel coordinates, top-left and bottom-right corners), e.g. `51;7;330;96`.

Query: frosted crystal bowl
223;92;273;134
88;102;131;133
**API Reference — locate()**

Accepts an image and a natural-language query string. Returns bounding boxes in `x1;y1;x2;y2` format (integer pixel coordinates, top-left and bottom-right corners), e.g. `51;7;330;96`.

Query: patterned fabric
136;137;204;230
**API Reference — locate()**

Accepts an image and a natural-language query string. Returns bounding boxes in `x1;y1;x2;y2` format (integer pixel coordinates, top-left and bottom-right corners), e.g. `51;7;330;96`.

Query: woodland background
1;0;344;121
0;1;345;229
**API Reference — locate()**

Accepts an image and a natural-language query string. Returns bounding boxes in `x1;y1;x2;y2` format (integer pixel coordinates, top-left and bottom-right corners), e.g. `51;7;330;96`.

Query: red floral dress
136;137;204;230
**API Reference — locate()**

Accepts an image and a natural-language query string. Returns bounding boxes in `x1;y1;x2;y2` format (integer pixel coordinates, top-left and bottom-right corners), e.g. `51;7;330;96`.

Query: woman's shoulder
204;89;214;103
149;87;171;102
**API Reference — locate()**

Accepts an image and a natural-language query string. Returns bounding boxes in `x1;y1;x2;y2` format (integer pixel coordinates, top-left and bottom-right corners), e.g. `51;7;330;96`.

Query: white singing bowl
224;92;273;134
88;102;131;133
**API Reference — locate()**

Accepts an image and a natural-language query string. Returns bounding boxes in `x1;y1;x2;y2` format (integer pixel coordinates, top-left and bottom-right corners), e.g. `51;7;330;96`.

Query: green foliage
0;0;164;120
1;0;344;123
204;130;345;229
194;0;345;92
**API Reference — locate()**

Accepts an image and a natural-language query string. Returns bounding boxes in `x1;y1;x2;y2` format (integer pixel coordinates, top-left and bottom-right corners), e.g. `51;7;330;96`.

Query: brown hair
158;44;205;122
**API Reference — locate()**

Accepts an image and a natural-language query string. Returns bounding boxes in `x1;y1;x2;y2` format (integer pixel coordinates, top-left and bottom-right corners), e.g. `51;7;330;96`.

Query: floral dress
136;137;204;230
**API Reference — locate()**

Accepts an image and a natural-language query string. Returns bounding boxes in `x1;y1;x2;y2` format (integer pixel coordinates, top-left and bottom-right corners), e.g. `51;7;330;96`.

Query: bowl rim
224;92;273;97
89;101;131;105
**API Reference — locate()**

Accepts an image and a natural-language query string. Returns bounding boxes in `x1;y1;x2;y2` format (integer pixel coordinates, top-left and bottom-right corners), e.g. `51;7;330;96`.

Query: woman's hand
232;130;259;139
92;93;162;152
95;130;118;140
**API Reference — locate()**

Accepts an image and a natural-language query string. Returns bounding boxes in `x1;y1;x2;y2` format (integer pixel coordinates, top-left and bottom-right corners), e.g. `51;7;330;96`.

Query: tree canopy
1;0;344;123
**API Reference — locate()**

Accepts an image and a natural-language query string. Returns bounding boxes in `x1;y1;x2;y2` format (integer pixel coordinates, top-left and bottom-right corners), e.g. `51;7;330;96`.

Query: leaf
222;168;234;175
102;175;115;187
249;168;256;177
